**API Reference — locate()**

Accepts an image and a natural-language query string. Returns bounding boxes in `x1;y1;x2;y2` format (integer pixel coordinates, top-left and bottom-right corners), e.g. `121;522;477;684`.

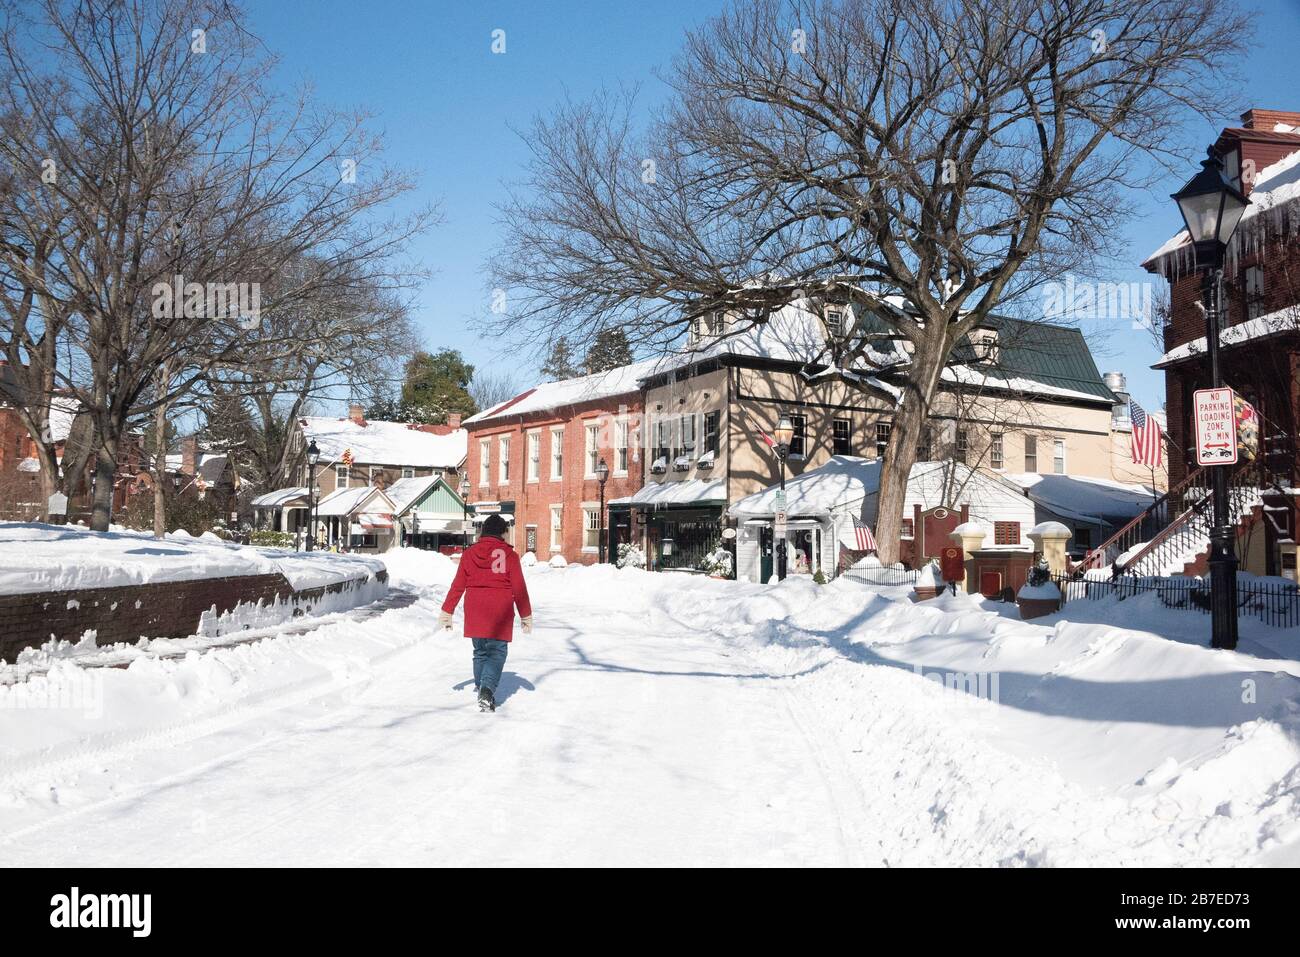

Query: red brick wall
465;393;644;564
0;568;387;663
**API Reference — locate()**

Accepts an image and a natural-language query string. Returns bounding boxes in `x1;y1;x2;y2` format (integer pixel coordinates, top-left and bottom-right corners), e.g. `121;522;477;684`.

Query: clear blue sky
245;0;1300;412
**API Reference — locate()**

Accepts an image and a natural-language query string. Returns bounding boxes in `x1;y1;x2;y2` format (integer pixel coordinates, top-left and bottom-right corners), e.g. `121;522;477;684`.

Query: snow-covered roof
464;358;662;426
1154;305;1297;366
1144;143;1300;273
624;478;727;508
315;486;396;517
385;475;441;515
301;416;467;469
251;486;309;508
729;455;879;517
1004;473;1158;526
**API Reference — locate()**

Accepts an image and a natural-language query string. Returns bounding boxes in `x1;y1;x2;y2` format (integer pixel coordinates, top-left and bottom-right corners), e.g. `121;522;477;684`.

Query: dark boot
478;685;495;712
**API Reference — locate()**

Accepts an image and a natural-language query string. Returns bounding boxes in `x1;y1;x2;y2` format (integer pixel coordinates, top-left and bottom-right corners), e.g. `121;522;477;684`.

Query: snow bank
0;522;383;595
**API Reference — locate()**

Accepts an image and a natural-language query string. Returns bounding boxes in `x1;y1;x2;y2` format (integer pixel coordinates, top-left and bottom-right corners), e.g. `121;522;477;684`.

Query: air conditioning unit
650;456;668;474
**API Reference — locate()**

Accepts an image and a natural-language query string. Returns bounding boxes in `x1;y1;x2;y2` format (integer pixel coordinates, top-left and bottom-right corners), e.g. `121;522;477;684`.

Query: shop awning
627;478;726;509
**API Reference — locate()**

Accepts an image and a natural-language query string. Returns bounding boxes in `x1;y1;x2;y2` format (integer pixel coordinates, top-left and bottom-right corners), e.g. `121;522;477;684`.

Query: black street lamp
1171;146;1250;650
595;457;610;562
772;411;795;581
459;475;472;546
305;440;320;551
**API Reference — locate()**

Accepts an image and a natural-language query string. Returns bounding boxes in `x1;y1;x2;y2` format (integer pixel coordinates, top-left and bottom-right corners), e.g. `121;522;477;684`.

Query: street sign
1193;387;1238;466
940;545;964;584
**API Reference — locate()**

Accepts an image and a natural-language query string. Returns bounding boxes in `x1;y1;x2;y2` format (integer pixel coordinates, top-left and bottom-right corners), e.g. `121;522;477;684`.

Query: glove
438;610;453;631
521;615;533;634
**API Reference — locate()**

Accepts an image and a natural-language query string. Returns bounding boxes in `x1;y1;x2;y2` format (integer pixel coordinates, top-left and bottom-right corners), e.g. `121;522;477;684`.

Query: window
825;308;845;337
583;506;601;550
498;435;510;483
790;414;807;458
1075;527;1092;549
369;466;382;485
527;431;541;482
956;429;968;464
1245;265;1266;320
585;422;600;476
549;505;563;552
679;414;696;457
1024;435;1038;473
994;521;1020;546
901;518;914;538
654;417;671;464
550;427;564;480
402;467;415;480
615;419;629;474
479;439;490;486
832;418;851;455
335;464;350;489
990;432;1004;470
1053;439;1066;475
702;410;720;457
875;422;891;458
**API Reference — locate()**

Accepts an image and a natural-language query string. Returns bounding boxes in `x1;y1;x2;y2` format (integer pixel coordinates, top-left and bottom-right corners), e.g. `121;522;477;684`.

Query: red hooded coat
440;536;532;642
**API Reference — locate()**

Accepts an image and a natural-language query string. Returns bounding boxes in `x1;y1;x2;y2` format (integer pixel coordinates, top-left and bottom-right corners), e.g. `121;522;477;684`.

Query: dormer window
968;327;999;364
690;310;725;344
825;308;845;338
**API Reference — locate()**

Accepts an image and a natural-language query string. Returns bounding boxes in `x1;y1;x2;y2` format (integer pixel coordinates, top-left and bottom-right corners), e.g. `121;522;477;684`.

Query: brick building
1138;107;1300;579
462;362;652;564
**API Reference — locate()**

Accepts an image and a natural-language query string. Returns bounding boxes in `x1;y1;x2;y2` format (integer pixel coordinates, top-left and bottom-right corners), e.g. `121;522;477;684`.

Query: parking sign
1193;387;1238;466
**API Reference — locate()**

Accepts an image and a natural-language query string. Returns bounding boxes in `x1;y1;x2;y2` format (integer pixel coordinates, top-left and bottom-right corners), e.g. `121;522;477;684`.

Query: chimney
348;403;366;425
448;413;462;429
181;435;198;476
1240;108;1300;132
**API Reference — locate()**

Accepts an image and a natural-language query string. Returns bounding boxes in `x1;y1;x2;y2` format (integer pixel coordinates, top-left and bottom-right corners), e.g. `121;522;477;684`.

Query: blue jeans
472;638;509;694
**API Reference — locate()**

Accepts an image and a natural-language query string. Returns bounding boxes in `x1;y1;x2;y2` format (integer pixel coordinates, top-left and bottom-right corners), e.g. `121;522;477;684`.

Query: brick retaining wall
0;568;388;663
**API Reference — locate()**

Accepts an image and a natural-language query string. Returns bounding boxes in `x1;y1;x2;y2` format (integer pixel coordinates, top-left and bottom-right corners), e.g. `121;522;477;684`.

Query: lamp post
305;440;320;552
459;476;472;547
1171;146;1250;650
595;457;610;562
772;411;795;581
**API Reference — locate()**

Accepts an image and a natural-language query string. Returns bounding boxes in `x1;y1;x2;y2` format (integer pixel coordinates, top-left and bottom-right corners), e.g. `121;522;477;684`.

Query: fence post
1028;522;1072;576
950;522;987;594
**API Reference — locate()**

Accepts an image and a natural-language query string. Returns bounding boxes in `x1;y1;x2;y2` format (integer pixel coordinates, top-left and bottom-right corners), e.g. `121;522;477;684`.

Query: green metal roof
859;311;1117;404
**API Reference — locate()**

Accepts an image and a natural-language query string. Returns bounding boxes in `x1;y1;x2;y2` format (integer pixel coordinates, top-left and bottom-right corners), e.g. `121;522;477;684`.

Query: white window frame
527;429;541;483
990;432;1004;470
549;504;563;552
584;421;600;478
825;308;845;337
498;435;510;484
1053;438;1066;475
550;426;564;481
335;464;350;489
402;467;415;480
614;418;629;475
479;439;490;487
582;504;600;552
679;413;696;458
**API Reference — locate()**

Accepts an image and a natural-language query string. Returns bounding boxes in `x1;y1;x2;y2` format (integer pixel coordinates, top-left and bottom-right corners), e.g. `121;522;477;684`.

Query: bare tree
488;0;1247;562
0;0;437;531
468;367;521;413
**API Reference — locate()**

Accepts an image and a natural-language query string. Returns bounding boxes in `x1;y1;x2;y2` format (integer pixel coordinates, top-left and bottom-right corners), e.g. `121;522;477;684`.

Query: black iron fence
1053;573;1300;630
841;565;922;587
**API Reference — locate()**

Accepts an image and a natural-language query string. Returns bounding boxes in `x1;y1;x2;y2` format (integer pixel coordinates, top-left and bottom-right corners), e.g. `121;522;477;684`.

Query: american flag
1129;400;1163;468
852;517;877;552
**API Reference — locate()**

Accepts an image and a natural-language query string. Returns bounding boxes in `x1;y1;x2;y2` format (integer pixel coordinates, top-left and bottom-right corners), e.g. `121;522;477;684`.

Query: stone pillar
1027;521;1072;576
950;522;987;593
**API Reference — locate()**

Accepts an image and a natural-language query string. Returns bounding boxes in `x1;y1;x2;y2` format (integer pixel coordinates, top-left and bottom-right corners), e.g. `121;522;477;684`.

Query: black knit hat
481;513;509;539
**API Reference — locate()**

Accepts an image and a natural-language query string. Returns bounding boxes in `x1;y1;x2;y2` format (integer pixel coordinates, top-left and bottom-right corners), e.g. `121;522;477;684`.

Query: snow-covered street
2;550;1299;867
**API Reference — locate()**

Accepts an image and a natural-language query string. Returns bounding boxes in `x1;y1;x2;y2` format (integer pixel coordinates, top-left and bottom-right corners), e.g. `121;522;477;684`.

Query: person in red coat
439;514;533;711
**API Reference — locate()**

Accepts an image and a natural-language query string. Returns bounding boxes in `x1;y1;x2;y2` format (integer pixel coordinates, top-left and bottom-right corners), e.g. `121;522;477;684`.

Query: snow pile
0;521;383;595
